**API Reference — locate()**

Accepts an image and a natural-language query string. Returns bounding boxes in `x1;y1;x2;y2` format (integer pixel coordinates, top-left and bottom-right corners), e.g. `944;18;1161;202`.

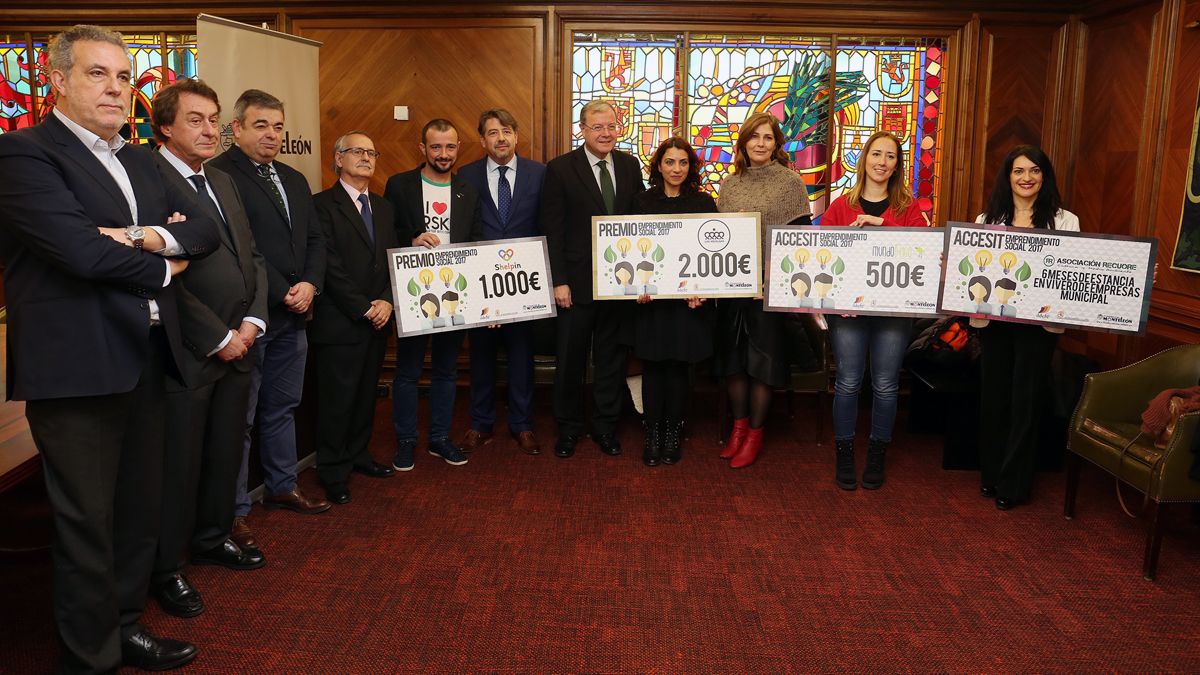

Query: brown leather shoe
230;517;259;553
460;429;494;453
263;488;331;515
512;430;541;455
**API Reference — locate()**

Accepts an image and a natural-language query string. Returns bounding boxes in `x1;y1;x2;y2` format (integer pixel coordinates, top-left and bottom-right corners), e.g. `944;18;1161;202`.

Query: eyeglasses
584;123;620;134
339;147;381;159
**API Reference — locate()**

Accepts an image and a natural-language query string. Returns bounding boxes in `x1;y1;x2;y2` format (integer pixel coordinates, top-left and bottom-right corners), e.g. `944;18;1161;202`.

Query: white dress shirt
583;146;616;196
486;155;518;208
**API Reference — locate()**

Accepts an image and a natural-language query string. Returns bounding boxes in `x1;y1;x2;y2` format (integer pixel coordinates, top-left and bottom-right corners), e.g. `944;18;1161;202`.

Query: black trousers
314;331;388;485
643;359;689;422
978;322;1059;502
154;366;252;582
26;328;169;673
553;301;628;437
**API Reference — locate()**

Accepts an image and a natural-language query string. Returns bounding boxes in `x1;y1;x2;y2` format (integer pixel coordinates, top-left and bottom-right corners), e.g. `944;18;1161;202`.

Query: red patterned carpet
2;394;1200;672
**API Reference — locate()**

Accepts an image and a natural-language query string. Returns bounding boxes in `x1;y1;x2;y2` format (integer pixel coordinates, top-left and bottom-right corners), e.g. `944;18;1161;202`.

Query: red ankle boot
720;418;750;459
730;427;763;468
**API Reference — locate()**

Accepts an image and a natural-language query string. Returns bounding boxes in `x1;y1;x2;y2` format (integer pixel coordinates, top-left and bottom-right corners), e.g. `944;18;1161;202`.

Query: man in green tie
541;100;645;459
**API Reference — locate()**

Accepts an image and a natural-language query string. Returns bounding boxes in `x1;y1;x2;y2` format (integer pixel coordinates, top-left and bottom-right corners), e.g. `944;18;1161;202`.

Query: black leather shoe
122;628;197;671
593;433;621;456
192;538;266;570
151;574;203;618
353;461;394;478
995;497;1016;511
554;434;579;458
981;485;997;498
324;482;351;505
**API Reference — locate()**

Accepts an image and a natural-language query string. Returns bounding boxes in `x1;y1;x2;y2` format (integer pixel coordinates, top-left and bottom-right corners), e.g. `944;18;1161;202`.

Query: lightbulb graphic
616;238;631;258
975;249;993;272
439;267;454;287
816;248;832;270
794;248;811;268
637;237;653;257
999;252;1018;274
418;268;434;290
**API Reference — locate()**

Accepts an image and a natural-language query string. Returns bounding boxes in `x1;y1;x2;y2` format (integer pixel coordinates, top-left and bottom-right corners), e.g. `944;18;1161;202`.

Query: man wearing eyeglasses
309;131;399;504
542;100;644;458
209;89;331;525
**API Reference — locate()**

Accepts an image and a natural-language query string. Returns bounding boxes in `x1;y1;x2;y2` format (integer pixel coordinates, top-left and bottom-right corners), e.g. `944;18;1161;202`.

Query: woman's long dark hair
983;145;1063;230
647;136;702;196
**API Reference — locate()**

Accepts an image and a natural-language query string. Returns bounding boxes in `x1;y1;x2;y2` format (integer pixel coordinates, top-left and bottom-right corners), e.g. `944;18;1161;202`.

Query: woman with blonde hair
822;131;928;491
714;112;812;468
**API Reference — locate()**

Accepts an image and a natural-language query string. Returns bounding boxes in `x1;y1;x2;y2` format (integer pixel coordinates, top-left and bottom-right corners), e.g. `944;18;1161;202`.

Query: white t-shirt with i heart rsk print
422;175;452;238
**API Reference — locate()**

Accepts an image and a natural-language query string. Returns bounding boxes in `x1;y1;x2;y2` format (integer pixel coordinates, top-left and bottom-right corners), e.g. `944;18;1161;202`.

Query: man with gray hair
0;25;219;671
541;100;644;458
309;131;399;504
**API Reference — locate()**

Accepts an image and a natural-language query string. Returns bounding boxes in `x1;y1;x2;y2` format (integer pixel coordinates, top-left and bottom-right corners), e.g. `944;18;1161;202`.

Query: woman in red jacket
822;131;928;491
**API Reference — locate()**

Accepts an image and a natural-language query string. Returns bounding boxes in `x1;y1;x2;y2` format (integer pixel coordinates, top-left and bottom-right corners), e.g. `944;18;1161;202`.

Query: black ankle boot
642;420;662;467
661;419;682;465
835;439;857;490
862;438;888;490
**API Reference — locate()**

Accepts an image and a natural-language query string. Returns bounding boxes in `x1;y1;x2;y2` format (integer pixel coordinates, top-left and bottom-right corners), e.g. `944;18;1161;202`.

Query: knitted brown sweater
716;162;812;225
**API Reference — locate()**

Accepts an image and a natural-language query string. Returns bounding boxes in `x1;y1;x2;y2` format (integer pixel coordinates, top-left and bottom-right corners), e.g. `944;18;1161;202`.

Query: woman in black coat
630;137;716;466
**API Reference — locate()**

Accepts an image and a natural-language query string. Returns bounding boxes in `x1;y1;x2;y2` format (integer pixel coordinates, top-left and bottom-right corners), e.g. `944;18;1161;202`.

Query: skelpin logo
497;248;515;261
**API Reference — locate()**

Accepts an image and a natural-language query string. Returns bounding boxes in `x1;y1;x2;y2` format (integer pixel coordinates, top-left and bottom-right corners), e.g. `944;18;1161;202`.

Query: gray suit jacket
155;150;269;390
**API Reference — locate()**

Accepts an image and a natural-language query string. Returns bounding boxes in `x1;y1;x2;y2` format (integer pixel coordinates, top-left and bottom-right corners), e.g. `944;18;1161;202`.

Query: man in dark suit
383;118;482;470
0;26;219;672
148;79;269;621
541;100;644;458
310;130;399;504
209;89;331;525
457;108;546;456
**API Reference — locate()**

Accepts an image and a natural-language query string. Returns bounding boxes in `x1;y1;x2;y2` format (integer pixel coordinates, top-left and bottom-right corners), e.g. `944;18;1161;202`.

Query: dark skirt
711;298;793;388
630;299;713;363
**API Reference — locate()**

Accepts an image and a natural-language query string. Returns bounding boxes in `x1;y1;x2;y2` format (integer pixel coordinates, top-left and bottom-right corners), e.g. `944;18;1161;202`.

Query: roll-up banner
197;14;323;192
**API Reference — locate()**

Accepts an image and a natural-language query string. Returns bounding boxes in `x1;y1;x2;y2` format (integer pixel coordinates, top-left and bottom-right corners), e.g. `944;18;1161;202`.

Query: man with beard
384;119;482;470
456;109;546;456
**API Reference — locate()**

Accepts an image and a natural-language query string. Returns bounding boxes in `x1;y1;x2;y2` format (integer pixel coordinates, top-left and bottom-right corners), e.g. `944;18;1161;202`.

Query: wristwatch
125;224;145;250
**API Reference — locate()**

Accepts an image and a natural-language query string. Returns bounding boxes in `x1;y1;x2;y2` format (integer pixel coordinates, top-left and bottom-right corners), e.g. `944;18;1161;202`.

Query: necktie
357;193;376;243
188;174;235;245
254;163;288;219
597;159;616;215
496;165;512;225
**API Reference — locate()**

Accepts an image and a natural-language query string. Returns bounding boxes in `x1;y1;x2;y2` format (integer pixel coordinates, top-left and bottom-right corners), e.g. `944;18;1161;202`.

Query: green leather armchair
1065;343;1200;581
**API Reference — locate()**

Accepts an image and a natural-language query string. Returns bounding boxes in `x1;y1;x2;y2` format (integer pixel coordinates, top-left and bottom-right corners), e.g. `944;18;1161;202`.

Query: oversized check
591;212;761;300
388;236;556;337
938;222;1157;334
763;225;945;317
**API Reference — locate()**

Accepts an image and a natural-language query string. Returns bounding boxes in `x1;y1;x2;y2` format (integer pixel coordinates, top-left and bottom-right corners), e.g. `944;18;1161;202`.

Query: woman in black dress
631;137;716;466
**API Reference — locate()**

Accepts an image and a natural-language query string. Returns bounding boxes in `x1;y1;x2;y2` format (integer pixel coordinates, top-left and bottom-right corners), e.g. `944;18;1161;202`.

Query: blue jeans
393;331;464;442
829;315;912;443
236;324;307;515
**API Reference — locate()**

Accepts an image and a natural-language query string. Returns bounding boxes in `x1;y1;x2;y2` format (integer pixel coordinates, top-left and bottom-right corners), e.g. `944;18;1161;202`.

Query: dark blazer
541;146;644;302
154;150;270;387
456;156;546;240
0;113;219;401
384;165;483;245
309;182;400;345
207;144;325;331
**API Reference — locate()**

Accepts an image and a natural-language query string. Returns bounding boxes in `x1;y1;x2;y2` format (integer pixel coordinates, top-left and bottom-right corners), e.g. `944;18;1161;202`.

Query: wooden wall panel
294;18;542;193
979;25;1055;205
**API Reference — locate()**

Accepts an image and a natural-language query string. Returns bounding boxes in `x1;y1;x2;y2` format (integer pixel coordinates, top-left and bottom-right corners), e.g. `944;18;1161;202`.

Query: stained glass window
1;33;198;144
570;34;680;180
0;36;36;133
569;32;947;223
833;38;944;223
686;35;833;213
